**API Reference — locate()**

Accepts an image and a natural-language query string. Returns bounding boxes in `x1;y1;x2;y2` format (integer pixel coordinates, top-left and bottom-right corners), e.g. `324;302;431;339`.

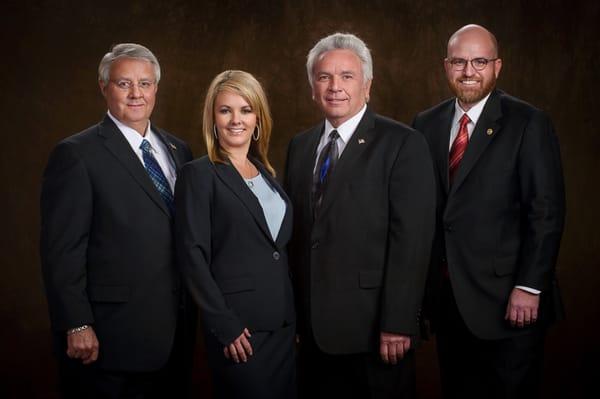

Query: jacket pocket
359;271;383;289
220;277;255;294
87;285;130;303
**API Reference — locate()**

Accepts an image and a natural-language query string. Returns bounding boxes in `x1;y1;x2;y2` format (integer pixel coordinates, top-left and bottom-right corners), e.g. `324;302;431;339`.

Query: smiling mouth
227;128;245;135
458;80;480;86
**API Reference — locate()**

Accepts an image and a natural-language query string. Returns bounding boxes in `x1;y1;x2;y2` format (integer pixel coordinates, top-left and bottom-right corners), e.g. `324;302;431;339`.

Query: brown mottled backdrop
1;0;598;397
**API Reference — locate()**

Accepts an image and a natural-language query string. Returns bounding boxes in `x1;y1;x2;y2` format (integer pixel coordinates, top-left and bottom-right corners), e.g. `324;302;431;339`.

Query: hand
505;287;540;328
66;326;99;365
223;328;253;363
380;332;411;365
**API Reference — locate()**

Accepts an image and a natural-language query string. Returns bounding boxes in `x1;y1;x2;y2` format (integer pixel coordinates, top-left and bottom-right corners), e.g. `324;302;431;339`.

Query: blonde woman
175;70;295;398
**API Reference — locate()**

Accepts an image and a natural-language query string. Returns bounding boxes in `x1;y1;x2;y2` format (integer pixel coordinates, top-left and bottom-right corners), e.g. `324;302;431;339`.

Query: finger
531;307;538;323
235;340;247;362
240;335;253;357
388;344;398;365
508;307;518;326
516;309;525;328
396;342;406;361
224;347;230;359
380;341;389;364
523;307;532;325
244;328;252;338
229;343;239;363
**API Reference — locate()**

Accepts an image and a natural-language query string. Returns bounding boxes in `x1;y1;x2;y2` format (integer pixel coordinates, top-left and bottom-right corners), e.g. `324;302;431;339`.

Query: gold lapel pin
486;128;493;136
358;138;365;144
169;143;177;150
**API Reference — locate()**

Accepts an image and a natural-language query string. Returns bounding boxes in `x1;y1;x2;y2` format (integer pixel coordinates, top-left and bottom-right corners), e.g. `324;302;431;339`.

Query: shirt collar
452;92;492;127
107;111;158;151
323;104;367;144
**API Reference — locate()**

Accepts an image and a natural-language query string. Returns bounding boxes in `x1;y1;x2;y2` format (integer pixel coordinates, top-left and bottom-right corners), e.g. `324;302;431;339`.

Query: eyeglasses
447;58;498;71
110;79;156;91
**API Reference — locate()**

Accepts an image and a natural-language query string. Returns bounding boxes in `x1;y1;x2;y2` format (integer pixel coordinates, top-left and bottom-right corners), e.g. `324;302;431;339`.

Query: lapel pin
169;142;177;150
486;128;493;136
358;138;365;144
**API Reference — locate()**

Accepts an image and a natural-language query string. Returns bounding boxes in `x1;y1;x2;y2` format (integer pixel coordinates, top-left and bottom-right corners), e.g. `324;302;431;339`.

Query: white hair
98;43;161;84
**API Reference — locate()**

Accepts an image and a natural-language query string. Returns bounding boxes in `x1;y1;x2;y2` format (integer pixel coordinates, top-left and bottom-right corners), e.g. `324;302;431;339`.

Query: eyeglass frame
445;57;500;71
109;79;157;91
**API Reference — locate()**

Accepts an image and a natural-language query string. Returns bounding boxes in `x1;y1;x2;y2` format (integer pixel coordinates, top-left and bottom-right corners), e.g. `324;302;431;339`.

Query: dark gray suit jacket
41;115;193;371
413;89;566;340
285;108;436;354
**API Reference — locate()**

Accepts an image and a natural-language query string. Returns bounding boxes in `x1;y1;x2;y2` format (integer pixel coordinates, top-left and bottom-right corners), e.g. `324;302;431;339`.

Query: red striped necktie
449;113;470;184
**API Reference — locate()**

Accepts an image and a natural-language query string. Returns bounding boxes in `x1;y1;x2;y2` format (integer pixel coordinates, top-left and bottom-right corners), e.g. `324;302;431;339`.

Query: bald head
448;24;499;58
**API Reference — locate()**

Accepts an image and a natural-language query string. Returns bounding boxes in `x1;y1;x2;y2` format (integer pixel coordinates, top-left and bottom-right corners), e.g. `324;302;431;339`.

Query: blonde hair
202;70;275;176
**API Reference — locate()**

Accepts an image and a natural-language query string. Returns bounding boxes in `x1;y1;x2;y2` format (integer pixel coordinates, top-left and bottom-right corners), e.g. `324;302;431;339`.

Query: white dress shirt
449;98;540;295
313;104;367;171
107;111;176;192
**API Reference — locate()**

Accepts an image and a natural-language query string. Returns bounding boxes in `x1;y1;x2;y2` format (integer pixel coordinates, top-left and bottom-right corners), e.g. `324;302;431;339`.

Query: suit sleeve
381;131;436;335
40;141;94;332
517;111;566;290
175;163;244;345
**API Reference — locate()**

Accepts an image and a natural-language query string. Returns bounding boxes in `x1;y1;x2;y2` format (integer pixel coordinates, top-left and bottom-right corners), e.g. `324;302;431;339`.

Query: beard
448;74;497;106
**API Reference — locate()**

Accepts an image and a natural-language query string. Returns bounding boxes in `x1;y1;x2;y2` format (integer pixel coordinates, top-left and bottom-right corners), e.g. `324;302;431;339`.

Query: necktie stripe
140;139;174;214
449;114;470;183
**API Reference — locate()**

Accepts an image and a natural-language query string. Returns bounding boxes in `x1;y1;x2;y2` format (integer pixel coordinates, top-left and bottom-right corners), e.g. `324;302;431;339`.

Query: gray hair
306;32;373;87
98;43;161;84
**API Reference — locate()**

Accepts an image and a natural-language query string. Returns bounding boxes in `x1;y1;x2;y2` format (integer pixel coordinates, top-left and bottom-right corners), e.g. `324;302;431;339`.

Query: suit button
311;241;319;249
273;251;280;260
444;225;453;232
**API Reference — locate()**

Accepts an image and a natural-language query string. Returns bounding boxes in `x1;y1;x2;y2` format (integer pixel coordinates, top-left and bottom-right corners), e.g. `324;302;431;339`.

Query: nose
128;84;142;98
230;110;242;124
463;61;476;76
328;75;341;92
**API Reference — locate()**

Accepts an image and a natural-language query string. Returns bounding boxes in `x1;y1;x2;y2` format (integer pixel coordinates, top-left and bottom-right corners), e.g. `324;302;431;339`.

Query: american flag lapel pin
358;138;365;144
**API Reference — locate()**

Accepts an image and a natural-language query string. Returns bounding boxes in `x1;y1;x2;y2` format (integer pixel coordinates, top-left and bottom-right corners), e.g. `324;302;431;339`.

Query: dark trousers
56;309;195;399
437;280;545;399
298;330;415;399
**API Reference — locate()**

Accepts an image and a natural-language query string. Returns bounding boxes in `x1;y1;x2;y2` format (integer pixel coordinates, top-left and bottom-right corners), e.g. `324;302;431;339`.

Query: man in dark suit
40;43;196;398
285;32;436;398
412;25;565;399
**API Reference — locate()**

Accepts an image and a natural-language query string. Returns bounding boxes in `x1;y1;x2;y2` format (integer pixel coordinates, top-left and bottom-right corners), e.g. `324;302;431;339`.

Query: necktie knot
459;113;471;129
140;139;152;152
329;130;339;141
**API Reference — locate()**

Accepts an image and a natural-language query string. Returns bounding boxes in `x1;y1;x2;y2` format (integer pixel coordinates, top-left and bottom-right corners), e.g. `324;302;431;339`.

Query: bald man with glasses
413;25;565;398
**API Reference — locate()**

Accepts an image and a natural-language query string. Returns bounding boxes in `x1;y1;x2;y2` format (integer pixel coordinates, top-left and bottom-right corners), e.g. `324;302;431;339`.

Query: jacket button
444;225;453;232
311;241;319;249
273;251;280;260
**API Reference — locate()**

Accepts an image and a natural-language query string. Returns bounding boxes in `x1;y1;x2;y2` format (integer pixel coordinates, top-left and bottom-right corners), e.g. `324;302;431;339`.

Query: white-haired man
285;32;436;398
41;43;196;398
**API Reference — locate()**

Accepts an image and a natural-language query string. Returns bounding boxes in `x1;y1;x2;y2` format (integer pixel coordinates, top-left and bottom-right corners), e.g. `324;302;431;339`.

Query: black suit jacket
175;156;295;346
284;108;436;354
413;90;566;340
40;115;193;371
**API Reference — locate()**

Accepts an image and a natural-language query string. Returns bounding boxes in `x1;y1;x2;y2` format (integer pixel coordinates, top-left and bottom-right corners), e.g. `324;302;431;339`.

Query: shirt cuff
515;285;541;295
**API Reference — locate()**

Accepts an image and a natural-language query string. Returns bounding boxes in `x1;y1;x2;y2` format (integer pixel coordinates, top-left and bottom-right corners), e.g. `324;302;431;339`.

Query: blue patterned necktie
140;139;174;214
312;130;340;217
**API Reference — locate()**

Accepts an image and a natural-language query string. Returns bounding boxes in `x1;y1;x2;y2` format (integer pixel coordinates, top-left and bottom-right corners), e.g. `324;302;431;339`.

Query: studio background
1;0;598;397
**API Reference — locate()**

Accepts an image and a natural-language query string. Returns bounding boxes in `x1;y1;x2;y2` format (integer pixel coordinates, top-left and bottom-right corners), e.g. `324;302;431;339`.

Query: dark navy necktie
312;130;340;217
140;139;174;214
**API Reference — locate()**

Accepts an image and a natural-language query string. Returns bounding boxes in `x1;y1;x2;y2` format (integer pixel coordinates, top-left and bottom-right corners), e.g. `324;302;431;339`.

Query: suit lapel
98;116;171;217
215;161;273;244
449;90;502;196
154;128;182;169
300;123;325;222
317;109;376;218
434;102;454;195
